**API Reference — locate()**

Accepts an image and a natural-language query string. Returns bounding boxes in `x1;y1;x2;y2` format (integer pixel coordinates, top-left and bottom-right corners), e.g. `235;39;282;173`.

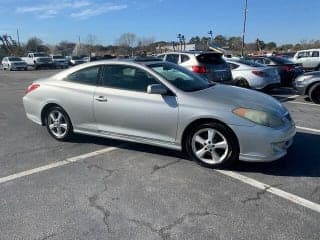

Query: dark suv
158;51;232;84
247;56;303;86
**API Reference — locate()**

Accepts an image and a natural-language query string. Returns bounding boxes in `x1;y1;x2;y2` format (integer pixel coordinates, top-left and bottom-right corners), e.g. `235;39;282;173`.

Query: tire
185;122;239;168
316;65;320;71
45;106;73;140
309;83;320;104
235;78;250;88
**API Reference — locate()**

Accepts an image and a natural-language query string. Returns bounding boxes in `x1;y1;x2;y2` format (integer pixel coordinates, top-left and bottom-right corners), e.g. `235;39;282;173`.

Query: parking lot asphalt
0;70;319;240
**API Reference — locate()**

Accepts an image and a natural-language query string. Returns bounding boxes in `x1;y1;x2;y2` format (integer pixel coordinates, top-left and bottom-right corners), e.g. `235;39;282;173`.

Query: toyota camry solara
23;60;296;168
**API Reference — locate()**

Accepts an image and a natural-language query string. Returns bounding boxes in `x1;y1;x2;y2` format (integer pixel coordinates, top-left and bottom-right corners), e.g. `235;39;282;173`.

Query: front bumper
293;81;306;95
231;123;296;162
11;66;27;70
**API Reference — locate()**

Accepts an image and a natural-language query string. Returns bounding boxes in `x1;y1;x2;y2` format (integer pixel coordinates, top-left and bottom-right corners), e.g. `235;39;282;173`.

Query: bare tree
116;33;137;55
86;34;98;57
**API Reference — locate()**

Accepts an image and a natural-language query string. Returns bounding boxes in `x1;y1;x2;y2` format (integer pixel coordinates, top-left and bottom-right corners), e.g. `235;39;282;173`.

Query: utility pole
78;36;81;56
241;0;248;57
16;29;21;48
177;33;182;51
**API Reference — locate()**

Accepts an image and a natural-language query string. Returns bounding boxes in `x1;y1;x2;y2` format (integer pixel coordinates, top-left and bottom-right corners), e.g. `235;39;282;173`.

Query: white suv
292;49;320;71
158;51;233;84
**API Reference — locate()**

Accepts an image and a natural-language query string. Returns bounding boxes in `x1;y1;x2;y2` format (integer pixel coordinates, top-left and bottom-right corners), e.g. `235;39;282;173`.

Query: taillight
252;70;267;77
192;66;208;74
282;65;295;72
26;83;40;94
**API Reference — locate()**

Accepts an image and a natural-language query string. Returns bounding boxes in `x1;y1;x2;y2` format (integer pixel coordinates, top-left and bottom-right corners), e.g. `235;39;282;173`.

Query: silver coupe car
23;59;296;168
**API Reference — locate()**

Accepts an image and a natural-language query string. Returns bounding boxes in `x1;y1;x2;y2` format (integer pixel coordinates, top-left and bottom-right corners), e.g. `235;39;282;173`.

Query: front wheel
185;122;239;168
45;106;73;140
309;83;320;104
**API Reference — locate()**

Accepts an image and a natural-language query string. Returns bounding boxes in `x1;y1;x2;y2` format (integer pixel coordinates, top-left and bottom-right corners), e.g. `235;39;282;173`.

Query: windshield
269;56;294;64
239;59;265;67
8;57;23;61
72;56;81;60
53;56;65;59
33;53;48;57
149;62;213;92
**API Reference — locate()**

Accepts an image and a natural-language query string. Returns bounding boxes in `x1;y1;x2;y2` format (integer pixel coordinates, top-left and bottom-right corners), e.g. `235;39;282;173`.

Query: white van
292;49;320;71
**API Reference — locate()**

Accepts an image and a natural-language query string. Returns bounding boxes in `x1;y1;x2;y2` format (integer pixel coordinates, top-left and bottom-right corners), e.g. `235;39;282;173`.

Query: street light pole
241;0;248;57
208;30;213;40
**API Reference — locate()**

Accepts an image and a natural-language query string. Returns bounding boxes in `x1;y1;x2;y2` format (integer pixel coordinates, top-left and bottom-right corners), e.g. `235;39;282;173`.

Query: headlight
233;108;285;128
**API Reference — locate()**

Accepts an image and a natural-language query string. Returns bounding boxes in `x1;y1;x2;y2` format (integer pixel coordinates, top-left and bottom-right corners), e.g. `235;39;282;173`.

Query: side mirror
147;84;168;95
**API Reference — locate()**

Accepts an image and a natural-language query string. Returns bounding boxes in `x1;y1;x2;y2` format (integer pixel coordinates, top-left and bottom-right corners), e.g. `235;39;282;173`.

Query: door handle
94;96;108;102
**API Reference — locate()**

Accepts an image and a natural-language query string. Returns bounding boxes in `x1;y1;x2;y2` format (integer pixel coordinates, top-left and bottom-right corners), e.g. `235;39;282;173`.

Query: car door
2;58;8;68
303;51;313;68
310;51;320;69
59;65;101;132
94;64;179;143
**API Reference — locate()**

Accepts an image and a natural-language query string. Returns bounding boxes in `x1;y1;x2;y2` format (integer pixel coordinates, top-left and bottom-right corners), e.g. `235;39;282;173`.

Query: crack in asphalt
129;211;212;240
89;194;112;233
311;186;320;200
242;184;282;204
86;165;121;233
37;232;57;240
151;160;181;175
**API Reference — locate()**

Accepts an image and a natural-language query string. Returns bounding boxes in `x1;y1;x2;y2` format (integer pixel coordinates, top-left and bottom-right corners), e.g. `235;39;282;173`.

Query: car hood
188;84;287;116
11;61;26;64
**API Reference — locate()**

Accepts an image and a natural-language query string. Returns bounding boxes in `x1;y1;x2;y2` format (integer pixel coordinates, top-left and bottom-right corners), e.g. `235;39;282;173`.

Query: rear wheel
235;78;250;88
185;122;239;168
309;83;320;104
45;106;73;140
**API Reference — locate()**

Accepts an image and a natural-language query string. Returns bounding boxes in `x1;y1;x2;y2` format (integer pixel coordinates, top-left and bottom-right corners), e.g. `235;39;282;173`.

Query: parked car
50;55;68;69
227;59;281;90
291;49;320;71
158;51;233;84
247;56;304;86
1;56;27;71
294;71;320;104
23;60;295;168
21;52;54;69
69;56;86;66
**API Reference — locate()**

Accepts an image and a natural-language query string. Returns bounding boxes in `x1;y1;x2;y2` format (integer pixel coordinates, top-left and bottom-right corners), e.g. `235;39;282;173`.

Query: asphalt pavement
0;69;319;240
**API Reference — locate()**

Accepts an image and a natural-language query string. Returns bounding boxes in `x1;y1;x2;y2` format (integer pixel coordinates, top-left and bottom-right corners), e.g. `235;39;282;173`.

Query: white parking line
0;146;120;184
0;142;320;214
287;101;319;107
296;126;320;134
216;170;320;214
287;95;300;99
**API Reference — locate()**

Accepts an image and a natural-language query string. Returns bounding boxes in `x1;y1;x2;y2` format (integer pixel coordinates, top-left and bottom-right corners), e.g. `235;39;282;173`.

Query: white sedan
227;59;280;90
2;56;28;71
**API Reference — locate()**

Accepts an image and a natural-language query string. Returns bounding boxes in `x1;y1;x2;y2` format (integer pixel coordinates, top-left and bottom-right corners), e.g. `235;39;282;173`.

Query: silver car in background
51;55;68;69
23;60;295;168
227;59;281;90
158;51;233;84
2;56;28;71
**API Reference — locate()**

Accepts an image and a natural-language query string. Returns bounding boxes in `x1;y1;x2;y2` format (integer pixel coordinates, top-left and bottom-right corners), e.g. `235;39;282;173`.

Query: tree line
1;32;320;58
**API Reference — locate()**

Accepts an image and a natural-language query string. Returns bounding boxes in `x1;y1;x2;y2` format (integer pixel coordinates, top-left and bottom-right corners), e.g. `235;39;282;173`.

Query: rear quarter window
196;54;225;65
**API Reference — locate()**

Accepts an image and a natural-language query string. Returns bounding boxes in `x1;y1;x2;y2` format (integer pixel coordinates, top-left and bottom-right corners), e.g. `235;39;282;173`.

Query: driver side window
101;65;159;92
65;66;101;85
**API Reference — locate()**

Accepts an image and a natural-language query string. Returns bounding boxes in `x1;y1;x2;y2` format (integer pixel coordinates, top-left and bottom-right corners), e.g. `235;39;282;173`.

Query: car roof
161;51;221;55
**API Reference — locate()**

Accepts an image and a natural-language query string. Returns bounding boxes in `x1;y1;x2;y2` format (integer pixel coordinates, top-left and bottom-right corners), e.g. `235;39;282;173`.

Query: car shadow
68;132;319;177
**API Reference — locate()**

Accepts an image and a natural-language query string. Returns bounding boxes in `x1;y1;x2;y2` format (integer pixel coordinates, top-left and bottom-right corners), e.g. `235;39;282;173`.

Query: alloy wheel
47;110;69;139
191;128;229;164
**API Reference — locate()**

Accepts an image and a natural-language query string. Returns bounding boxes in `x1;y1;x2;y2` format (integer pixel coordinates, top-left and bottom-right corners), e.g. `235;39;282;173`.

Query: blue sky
0;0;319;45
